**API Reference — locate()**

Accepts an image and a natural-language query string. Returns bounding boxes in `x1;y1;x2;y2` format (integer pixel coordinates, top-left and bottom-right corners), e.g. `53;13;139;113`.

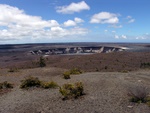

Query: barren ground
0;43;150;113
0;67;150;113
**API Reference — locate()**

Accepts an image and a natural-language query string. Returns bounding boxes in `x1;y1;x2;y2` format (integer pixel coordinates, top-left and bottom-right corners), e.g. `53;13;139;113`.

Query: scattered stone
127;105;133;108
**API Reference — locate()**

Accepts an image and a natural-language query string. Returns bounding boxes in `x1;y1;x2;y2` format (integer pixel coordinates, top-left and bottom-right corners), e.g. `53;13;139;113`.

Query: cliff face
29;46;126;55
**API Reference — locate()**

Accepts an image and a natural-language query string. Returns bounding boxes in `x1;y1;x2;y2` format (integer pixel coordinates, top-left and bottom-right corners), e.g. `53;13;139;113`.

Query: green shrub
0;83;2;89
140;62;150;68
62;68;82;79
95;68;99;72
20;76;59;89
0;81;13;89
8;68;18;72
39;56;46;67
59;82;84;100
63;71;71;79
70;68;83;75
104;66;108;70
20;76;41;88
128;85;150;104
121;70;128;73
41;81;58;89
147;98;150;107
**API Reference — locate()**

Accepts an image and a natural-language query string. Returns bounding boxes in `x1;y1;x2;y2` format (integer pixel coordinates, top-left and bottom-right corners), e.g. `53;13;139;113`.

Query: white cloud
135;33;150;40
56;1;90;14
126;16;135;23
121;35;127;39
0;4;89;41
74;17;84;23
90;12;119;24
128;19;135;23
64;17;84;27
69;27;89;35
136;37;146;40
114;34;149;41
0;4;59;28
114;35;119;39
114;35;127;39
51;26;64;32
50;27;88;37
126;16;132;19
64;20;77;27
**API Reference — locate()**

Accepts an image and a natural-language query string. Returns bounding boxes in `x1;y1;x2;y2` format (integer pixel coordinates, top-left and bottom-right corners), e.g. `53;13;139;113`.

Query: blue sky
0;0;150;44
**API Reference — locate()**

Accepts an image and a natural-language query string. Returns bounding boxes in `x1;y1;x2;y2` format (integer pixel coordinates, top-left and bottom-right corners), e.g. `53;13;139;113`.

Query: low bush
39;56;46;67
121;70;128;73
104;66;108;70
63;68;83;79
41;81;58;89
147;98;150;107
20;76;41;88
128;85;150;104
95;68;99;72
140;62;150;68
20;76;58;89
63;71;71;79
59;82;84;100
8;68;18;72
0;81;13;89
70;68;83;75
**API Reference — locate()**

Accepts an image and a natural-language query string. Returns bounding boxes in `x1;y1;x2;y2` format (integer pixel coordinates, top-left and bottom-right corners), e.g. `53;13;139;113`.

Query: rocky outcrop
29;46;126;55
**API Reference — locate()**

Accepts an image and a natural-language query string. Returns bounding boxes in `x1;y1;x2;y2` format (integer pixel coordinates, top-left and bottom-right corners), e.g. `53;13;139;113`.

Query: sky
0;0;150;44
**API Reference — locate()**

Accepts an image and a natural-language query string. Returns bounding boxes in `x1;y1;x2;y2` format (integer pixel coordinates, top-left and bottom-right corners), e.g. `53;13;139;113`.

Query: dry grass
59;82;84;100
128;85;150;104
20;76;58;89
63;68;83;79
20;76;41;89
41;81;58;89
0;81;13;89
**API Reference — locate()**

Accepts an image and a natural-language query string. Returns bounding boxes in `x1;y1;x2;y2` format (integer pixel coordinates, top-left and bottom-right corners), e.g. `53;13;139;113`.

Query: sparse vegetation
147;99;150;107
41;81;58;89
70;68;83;75
95;68;99;72
116;59;119;62
121;70;128;73
128;85;150;105
63;68;83;79
39;56;46;67
105;66;108;70
140;62;150;68
8;68;18;72
20;76;58;89
20;76;41;88
63;71;71;79
59;82;84;100
0;81;13;89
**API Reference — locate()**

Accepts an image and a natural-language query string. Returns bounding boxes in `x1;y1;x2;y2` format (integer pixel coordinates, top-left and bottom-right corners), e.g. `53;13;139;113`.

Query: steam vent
29;46;128;55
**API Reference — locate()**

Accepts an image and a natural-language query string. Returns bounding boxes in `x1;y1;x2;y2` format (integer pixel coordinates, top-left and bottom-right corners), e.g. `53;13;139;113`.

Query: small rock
127;105;133;108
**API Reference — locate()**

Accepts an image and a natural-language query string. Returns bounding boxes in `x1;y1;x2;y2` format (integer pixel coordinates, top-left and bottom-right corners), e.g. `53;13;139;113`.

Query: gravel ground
0;68;150;113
